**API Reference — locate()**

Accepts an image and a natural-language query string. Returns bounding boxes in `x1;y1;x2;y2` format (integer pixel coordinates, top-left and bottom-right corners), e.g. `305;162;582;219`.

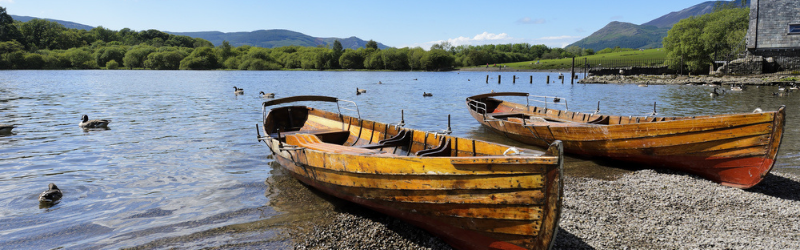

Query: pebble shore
579;74;798;86
292;169;800;250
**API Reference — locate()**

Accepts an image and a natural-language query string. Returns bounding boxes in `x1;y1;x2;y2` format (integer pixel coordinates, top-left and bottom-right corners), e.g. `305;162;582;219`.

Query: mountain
567;0;749;51
642;1;717;28
569;22;669;51
168;29;390;49
11;15;95;30
8;15;389;50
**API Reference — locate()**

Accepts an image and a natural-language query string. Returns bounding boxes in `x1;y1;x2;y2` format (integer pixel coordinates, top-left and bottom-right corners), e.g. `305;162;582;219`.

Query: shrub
106;60;119;69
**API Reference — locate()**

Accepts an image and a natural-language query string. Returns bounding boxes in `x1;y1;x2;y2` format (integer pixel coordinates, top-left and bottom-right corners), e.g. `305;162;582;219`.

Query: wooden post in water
546;75;550;84
571;57;575;84
530;75;533;84
584;58;588;80
486;75;489;83
513;75;516;84
498;75;501;84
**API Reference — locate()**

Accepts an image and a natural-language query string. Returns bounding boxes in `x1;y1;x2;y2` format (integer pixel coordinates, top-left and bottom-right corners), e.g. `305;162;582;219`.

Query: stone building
743;0;800;73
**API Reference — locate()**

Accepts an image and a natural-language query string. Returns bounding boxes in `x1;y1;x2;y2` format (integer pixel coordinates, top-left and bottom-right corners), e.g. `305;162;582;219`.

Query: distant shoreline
457;66;569;73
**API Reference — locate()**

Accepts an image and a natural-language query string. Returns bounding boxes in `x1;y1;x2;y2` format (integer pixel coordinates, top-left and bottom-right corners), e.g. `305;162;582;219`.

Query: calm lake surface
1;70;798;248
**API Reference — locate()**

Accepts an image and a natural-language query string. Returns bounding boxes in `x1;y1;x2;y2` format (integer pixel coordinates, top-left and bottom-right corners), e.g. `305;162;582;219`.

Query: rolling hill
8;15;388;50
168;29;390;49
11;15;95;30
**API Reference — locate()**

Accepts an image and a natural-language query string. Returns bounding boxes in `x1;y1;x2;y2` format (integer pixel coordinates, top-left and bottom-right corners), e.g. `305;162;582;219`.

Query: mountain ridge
567;0;749;51
8;15;389;50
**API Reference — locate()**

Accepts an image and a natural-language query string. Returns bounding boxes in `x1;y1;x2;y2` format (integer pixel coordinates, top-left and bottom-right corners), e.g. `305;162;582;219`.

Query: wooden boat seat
284;133;387;155
272;128;350;144
487;112;526;119
355;129;412;149
587;115;610;125
416;137;452;157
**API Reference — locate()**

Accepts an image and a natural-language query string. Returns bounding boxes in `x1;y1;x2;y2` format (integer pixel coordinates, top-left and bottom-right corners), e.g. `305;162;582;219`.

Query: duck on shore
79;115;110;128
38;183;63;204
233;86;244;94
259;91;275;98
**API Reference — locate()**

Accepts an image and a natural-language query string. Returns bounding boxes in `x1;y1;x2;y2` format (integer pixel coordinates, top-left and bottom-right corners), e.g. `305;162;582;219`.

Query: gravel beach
290;169;800;250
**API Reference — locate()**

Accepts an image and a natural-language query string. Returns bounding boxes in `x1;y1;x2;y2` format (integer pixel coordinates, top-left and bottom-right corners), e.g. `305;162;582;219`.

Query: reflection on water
0;70;797;248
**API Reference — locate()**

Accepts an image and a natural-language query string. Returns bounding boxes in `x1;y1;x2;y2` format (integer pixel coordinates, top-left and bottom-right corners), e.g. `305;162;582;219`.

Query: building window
790;24;800;35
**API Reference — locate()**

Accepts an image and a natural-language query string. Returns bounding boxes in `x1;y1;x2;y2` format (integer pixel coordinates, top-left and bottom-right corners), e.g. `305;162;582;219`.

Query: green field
470;49;668;70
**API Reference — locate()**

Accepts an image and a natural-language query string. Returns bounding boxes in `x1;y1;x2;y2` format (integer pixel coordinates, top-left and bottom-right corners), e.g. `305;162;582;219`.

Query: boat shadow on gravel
648;168;800;202
553;227;595;250
746;173;800;202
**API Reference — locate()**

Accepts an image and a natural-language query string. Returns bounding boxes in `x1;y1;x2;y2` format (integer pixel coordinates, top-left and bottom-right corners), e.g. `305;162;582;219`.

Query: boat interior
468;94;702;126
262;103;542;157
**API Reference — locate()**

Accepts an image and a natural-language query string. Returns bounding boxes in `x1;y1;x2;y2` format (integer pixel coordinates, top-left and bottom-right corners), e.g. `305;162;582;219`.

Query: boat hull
260;98;564;250
466;93;785;189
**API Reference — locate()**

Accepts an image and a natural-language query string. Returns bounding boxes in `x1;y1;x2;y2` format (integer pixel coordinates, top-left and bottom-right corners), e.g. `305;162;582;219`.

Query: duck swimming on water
423;92;432;97
233;86;244;94
259;91;275;98
38;183;63;204
79;115;110;128
357;88;366;95
0;124;14;134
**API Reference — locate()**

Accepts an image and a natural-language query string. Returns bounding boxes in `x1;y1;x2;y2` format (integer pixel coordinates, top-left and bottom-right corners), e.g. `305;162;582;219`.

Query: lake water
1;70;798;248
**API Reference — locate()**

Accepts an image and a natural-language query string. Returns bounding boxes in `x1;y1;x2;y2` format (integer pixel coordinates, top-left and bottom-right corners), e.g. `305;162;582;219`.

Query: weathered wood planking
261;96;564;250
466;92;785;189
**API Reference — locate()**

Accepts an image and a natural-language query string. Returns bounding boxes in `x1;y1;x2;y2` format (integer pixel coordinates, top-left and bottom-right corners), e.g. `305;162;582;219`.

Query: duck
79;115;110;128
259;91;275;98
710;87;720;97
378;81;382;84
553;97;561;103
731;84;743;91
638;82;649;87
356;88;366;95
0;124;14;133
38;183;63;204
790;84;798;90
233;86;244;94
423;92;432;97
778;85;786;92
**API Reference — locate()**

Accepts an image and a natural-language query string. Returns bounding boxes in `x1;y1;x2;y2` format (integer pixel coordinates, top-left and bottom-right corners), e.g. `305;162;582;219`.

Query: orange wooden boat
466;92;785;189
257;95;564;250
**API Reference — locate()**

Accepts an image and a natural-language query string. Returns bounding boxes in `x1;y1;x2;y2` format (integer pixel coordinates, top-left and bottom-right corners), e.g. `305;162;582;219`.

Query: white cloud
404;32;585;49
517;17;546;25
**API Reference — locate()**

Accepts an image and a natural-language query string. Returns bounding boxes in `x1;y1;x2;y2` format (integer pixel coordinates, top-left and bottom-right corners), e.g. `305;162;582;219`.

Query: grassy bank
464;49;668;71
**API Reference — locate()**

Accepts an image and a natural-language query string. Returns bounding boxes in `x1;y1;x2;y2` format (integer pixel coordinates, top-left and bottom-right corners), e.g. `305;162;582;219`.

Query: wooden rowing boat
466;92;785;189
257;95;564;250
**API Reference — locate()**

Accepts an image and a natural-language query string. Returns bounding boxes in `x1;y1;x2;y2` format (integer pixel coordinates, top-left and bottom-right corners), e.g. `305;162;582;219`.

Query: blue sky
2;0;716;48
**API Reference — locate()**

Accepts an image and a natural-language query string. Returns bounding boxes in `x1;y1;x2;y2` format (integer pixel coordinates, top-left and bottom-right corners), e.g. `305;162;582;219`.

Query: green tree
106;59;119;69
365;40;378;50
331;40;343;68
339;49;363;69
19;19;67;50
421;49;454;70
65;47;97;69
179;47;218;70
90;26;117;42
95;46;126;68
663;8;749;72
0;6;21;42
122;45;156;69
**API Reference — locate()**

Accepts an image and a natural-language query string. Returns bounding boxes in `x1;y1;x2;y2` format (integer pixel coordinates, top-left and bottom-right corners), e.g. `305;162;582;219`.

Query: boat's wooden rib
466;92;785;189
260;95;564;250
